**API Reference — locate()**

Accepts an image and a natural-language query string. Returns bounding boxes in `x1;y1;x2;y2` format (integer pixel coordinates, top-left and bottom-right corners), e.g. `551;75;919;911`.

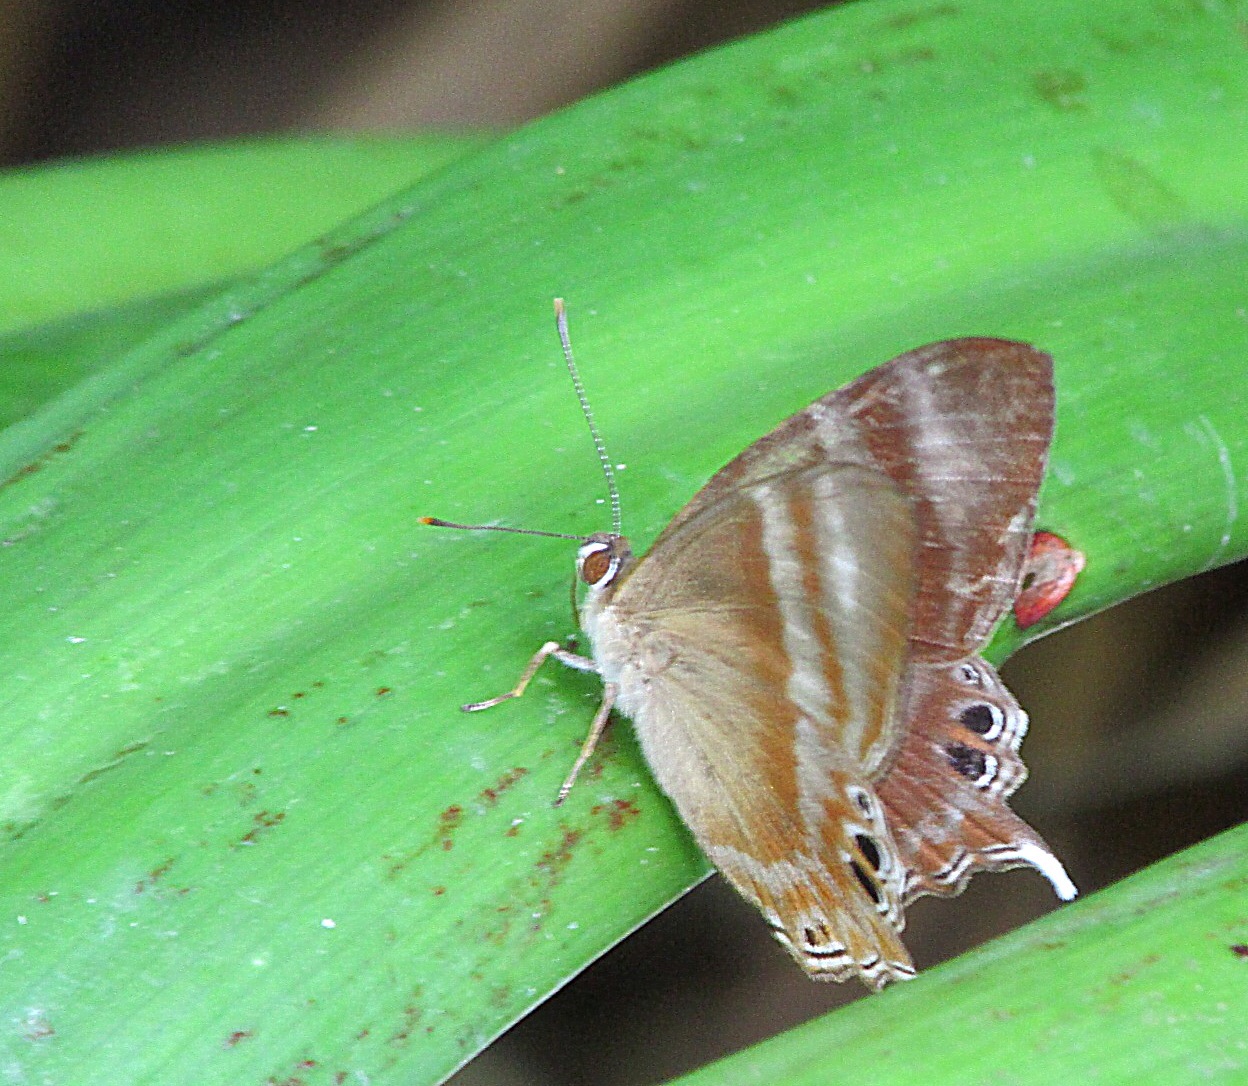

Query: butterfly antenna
554;298;622;536
418;517;583;541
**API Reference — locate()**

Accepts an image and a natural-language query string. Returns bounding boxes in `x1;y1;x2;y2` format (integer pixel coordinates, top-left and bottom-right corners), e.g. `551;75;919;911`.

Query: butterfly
424;302;1076;989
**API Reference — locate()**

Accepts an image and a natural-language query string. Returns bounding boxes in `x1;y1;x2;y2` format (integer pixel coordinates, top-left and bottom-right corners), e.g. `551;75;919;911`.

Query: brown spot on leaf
0;430;84;492
1093;149;1186;230
22;1011;54;1041
439;805;463;851
386;999;423;1048
536;828;582;885
478;767;528;806
238;809;286;846
134;858;175;894
591;798;641;832
881;3;959;30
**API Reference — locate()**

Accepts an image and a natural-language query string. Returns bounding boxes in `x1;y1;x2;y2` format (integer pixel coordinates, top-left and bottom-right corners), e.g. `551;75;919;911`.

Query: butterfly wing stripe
752;476;848;741
751;467;915;770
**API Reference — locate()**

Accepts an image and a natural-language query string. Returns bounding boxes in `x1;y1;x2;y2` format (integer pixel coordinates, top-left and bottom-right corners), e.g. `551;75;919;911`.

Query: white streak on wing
812;489;871;756
752;480;833;729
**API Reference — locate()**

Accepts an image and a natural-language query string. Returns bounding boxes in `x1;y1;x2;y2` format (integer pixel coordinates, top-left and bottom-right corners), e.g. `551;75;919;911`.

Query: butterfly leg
555;682;618;807
461;640;598;712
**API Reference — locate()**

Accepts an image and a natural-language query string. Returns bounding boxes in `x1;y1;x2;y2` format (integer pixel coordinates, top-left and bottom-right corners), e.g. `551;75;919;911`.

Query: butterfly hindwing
840;338;1055;659
878;656;1076;903
835;341;1074;902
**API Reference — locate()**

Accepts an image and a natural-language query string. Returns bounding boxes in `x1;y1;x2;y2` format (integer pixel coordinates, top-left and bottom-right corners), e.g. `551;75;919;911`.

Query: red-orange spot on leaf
225;1030;253;1048
1015;530;1085;628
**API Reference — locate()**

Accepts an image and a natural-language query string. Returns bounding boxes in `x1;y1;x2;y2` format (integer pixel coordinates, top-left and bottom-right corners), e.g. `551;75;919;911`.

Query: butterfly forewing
588;458;920;985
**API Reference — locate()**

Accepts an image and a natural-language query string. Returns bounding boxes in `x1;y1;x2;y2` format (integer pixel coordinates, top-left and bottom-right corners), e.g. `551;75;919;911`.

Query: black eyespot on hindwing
849;860;882;905
958;703;996;735
854;833;882;872
946;743;988;780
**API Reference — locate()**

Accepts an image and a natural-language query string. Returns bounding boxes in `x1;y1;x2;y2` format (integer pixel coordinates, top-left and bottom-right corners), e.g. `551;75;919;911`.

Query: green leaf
0;1;1245;1084
0;135;492;430
0;134;492;334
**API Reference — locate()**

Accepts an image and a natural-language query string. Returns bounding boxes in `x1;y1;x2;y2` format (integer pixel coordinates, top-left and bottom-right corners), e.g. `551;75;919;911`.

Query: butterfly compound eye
580;549;612;585
577;538;620;587
577;534;632;588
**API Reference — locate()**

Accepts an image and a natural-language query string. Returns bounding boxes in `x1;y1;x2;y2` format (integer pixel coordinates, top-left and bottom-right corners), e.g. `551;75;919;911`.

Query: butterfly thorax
576;532;656;718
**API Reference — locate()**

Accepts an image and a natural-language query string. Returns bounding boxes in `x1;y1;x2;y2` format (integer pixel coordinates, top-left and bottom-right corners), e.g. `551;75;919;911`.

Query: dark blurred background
3;2;1246;1083
0;0;823;163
